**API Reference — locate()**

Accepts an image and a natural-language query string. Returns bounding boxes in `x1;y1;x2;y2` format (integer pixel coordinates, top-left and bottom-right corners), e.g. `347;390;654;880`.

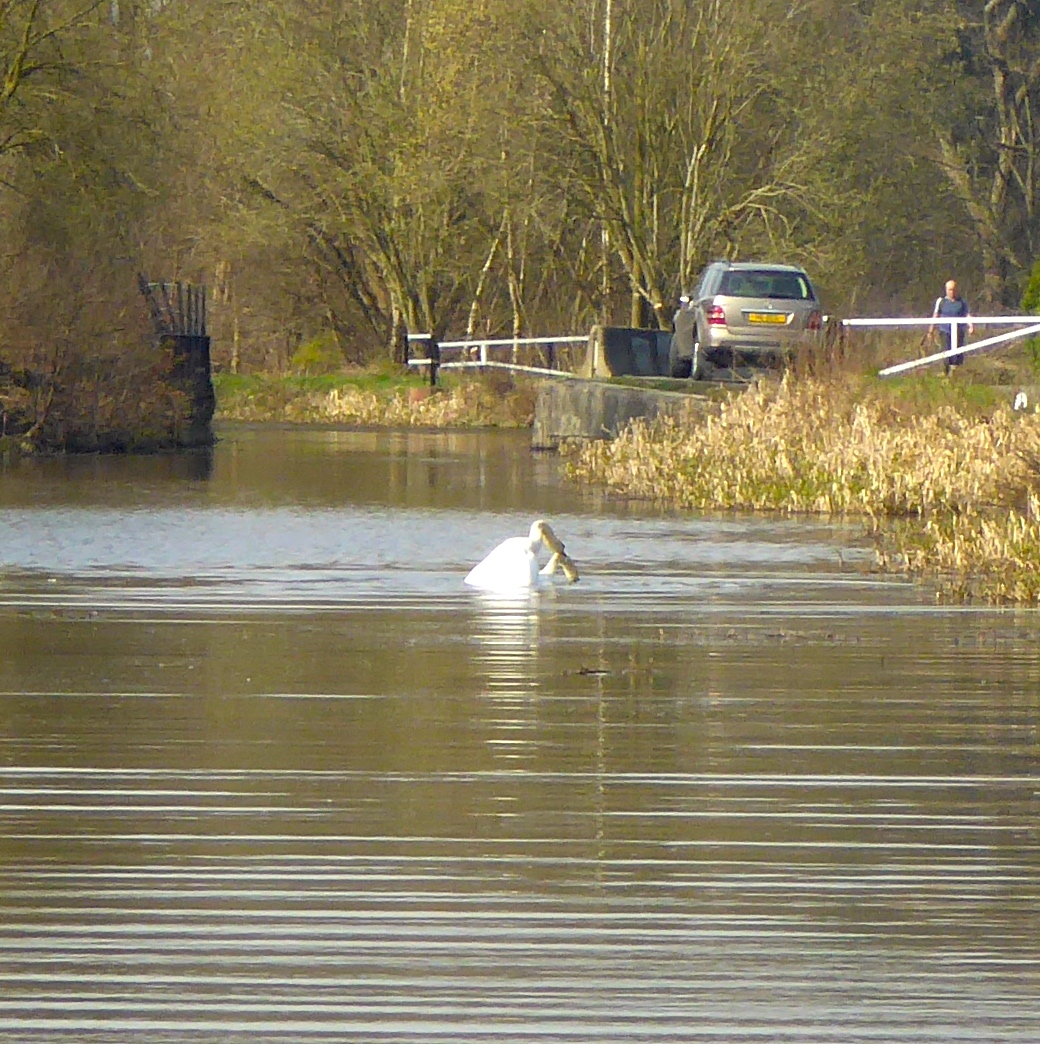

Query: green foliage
290;332;343;375
1021;259;1040;313
1019;258;1040;370
211;370;535;428
871;374;1007;415
213;367;426;406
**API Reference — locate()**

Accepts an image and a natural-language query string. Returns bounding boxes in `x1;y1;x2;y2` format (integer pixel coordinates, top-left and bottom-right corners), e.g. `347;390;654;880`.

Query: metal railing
406;334;587;379
842;315;1040;376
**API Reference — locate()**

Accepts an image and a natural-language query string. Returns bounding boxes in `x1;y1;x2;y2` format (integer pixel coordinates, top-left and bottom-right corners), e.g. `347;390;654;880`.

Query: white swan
464;519;580;591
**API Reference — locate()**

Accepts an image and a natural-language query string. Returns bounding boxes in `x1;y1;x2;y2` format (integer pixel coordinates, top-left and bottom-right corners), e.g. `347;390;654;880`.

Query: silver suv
670;261;822;378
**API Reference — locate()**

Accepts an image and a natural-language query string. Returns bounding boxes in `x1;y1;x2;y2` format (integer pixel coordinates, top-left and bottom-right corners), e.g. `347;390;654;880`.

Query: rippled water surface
0;426;1038;1042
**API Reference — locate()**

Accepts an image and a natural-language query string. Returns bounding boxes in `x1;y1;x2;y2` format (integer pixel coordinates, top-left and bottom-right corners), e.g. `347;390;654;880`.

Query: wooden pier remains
138;276;216;446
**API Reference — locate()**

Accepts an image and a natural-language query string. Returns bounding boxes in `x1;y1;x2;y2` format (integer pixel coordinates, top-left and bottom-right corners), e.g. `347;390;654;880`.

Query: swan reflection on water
469;590;543;686
468;589;551;764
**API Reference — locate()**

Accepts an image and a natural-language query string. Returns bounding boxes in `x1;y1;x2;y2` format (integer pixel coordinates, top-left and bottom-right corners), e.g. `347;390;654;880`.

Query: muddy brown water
0;425;1037;1042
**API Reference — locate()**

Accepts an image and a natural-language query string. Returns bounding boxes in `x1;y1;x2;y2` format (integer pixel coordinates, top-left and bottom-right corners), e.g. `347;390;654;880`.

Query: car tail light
707;305;727;326
807;310;822;332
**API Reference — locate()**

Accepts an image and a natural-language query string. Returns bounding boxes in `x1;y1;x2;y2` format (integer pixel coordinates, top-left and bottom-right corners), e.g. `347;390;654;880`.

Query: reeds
217;374;536;429
891;494;1040;602
566;374;1040;604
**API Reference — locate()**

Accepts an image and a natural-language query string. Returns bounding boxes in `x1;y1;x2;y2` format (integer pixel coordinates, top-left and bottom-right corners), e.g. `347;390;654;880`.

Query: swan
464;519;580;591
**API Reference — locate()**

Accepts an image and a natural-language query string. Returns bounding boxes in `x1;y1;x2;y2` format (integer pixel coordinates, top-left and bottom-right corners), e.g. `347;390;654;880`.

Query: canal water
0;425;1037;1042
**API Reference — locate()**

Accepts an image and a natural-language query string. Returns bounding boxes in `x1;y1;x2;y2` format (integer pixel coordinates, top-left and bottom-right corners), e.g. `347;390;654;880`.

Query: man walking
929;280;973;375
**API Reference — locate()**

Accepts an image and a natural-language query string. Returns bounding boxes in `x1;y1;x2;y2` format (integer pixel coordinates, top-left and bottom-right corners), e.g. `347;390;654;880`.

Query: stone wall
532;378;709;449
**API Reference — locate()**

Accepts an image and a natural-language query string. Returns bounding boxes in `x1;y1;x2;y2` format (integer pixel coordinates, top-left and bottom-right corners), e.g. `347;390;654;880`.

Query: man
929;280;973;375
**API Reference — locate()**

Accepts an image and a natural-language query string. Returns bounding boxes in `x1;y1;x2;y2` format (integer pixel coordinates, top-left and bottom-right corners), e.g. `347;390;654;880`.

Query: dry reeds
566;374;1040;604
892;494;1040;603
218;375;537;429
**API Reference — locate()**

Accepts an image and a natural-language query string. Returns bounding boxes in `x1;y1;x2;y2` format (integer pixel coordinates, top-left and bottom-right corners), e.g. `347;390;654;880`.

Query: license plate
747;312;787;324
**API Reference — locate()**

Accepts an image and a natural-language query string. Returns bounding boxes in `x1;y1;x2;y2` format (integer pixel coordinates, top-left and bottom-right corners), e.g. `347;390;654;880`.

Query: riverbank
213;370;537;428
210;366;1040;604
1;347;210;455
564;373;1040;604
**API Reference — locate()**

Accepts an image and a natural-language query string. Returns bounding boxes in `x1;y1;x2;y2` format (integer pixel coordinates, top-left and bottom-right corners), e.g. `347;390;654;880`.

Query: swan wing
464;536;538;590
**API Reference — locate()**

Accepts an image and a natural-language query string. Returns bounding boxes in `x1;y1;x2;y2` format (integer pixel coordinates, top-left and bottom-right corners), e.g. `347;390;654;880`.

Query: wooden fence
138;276;208;338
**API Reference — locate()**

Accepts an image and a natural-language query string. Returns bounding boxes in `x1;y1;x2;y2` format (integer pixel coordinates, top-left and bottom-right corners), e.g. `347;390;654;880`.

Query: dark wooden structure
583;326;673;378
138;276;216;446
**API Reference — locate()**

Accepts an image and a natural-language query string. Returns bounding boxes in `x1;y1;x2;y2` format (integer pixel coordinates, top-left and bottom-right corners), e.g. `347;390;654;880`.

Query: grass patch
213;367;537;428
215;366;424;399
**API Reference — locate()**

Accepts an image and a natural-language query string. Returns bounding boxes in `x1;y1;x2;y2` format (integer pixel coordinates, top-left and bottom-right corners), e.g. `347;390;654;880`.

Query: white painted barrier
842;316;1040;376
406;333;586;372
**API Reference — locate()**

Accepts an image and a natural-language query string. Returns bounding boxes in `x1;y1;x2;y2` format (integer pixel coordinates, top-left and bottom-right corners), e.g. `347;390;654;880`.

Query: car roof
710;261;809;273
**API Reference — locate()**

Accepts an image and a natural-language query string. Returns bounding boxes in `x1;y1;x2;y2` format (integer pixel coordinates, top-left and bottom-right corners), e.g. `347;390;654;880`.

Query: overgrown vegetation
565;372;1040;604
0;343;197;454
214;371;538;429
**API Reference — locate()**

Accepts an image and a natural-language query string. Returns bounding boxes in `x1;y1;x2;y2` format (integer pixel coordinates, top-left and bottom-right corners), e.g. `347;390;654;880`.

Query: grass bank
213;369;537;428
565;373;1040;604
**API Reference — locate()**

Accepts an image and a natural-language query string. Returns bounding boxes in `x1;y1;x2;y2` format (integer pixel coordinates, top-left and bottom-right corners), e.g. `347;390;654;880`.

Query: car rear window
718;270;813;300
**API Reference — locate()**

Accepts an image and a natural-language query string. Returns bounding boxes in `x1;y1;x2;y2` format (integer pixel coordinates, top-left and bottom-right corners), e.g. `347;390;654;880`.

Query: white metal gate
842;316;1040;376
406;334;587;378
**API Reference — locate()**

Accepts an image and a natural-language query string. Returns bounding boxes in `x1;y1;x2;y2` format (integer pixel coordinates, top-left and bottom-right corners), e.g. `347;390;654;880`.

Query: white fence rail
406;333;586;378
842;315;1040;377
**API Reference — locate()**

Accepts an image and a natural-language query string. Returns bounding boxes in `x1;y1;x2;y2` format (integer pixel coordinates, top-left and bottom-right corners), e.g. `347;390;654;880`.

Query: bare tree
529;0;825;329
932;0;1040;305
0;1;104;156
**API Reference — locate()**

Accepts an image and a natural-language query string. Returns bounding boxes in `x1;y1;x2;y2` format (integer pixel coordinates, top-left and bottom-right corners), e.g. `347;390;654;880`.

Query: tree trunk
389;300;408;366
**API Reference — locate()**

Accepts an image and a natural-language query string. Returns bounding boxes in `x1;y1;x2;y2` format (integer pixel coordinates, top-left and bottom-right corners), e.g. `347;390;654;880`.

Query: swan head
530;520;579;582
464;520;580;591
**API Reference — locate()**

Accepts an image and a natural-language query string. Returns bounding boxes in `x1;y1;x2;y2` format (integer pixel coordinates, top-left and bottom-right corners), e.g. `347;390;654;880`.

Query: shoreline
212;368;1040;605
212;370;538;429
8;365;1039;605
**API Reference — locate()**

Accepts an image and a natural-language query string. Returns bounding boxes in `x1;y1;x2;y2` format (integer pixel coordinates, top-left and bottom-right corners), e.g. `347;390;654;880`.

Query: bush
1019;259;1040;372
290;332;343;375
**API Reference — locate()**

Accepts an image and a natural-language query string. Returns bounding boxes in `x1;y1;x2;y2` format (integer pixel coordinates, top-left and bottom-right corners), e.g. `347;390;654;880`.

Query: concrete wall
582;325;674;378
532;378;707;449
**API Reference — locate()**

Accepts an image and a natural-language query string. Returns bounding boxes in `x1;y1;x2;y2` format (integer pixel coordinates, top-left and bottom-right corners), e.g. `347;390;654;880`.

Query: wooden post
427;337;440;387
391;312;408;367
